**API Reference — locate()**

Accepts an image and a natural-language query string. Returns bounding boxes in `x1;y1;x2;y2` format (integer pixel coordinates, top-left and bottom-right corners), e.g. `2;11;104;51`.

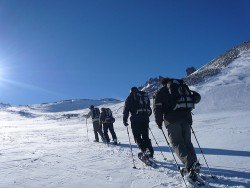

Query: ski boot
186;161;205;186
113;139;118;145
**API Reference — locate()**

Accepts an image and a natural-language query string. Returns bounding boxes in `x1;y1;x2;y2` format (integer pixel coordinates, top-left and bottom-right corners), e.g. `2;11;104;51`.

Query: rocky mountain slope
139;41;250;97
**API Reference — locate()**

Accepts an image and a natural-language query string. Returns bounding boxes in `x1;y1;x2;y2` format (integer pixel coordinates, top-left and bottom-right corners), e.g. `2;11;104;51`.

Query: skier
99;107;118;145
123;87;154;161
153;77;202;183
85;105;105;142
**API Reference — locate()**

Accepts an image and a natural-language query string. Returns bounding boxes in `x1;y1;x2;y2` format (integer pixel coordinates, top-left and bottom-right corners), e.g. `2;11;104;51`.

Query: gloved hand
156;120;163;129
123;121;129;127
157;124;162;129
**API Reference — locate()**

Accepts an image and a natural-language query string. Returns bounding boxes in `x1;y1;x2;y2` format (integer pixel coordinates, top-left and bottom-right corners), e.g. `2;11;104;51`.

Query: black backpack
167;79;201;111
104;108;115;123
92;108;100;119
133;91;152;116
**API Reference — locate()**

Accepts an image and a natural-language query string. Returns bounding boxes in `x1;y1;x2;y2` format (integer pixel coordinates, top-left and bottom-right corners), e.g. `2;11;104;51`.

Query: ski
181;168;207;188
185;174;207;188
147;157;158;168
138;152;157;168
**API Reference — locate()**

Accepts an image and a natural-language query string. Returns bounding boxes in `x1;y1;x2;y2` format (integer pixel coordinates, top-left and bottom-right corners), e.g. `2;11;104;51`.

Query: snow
30;99;121;112
1;104;249;188
192;49;250;113
1;51;250;187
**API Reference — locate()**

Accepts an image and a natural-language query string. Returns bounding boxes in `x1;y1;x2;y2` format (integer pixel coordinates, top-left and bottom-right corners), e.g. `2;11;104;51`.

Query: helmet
130;87;139;93
89;105;94;109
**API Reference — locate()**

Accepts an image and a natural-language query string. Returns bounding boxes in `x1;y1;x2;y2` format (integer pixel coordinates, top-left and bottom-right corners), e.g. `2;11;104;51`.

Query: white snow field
1;51;250;188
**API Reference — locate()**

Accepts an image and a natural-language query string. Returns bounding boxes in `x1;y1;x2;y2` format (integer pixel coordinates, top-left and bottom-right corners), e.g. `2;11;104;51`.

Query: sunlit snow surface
1;51;250;187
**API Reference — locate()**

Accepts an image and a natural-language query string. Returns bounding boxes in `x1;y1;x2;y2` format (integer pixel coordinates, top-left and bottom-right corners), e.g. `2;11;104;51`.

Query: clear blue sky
0;0;249;105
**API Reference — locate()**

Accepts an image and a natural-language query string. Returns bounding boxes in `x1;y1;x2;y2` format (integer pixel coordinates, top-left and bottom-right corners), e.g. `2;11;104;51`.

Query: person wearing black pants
123;87;154;158
85;105;105;142
92;121;104;142
130;121;153;157
103;123;117;143
100;108;118;144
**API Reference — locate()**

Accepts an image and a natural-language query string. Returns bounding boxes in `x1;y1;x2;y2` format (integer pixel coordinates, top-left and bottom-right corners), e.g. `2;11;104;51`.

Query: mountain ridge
139;40;250;97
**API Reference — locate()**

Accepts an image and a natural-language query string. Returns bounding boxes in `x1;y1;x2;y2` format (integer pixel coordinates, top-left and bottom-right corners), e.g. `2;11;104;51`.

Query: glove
123;121;129;127
156;120;163;129
158;124;162;129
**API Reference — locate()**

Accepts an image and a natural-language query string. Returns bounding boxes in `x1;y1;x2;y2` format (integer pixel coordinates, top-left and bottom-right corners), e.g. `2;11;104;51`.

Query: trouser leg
93;121;104;140
108;123;117;141
141;127;154;157
93;122;99;141
166;121;195;169
103;124;110;142
131;125;145;152
182;122;197;170
97;124;104;140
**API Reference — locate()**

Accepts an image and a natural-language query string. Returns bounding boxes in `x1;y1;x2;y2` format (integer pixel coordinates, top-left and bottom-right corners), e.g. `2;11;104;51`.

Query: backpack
167;79;200;111
92;108;100;119
104;108;115;123
133;91;152;116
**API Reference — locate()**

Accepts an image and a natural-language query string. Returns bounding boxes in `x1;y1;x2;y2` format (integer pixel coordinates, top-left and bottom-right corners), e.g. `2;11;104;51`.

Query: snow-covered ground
1;50;250;188
0;104;249;188
192;49;250;113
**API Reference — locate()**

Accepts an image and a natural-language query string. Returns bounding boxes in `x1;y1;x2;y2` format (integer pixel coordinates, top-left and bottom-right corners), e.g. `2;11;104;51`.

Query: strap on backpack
135;92;151;115
170;79;195;111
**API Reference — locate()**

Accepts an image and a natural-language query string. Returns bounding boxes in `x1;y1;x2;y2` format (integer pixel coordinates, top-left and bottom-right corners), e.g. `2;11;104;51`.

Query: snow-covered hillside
193;49;250;113
139;41;250;98
31;98;121;112
1;42;250;187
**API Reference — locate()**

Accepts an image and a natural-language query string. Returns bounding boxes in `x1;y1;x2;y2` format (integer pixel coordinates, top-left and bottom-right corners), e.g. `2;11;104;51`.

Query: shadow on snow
119;143;250;187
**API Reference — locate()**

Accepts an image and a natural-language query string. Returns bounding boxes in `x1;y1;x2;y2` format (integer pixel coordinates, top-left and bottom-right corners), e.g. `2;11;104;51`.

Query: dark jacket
153;85;192;126
85;108;100;123
99;108;114;124
123;90;152;125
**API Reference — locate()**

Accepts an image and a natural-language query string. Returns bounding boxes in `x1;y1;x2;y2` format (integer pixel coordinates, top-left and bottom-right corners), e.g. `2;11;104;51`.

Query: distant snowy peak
139;41;250;97
0;103;11;109
138;76;163;97
30;98;121;112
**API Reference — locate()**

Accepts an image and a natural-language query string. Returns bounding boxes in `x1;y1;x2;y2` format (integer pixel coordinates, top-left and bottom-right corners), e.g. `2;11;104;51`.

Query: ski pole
161;128;188;188
85;118;89;141
116;106;124;113
149;127;167;161
190;126;215;179
126;126;137;169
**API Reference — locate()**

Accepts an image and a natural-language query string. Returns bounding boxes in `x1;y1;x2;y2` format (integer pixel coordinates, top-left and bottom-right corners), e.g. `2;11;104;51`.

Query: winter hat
130;87;139;93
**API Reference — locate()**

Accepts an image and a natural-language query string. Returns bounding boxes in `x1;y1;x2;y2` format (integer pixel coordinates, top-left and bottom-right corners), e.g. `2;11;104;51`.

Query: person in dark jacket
123;87;154;158
85;105;105;142
99;107;118;145
153;78;201;180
